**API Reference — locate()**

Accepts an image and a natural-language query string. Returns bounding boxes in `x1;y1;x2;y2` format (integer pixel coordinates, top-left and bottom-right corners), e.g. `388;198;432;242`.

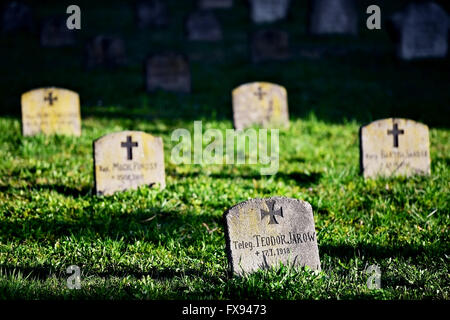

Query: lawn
0;0;448;300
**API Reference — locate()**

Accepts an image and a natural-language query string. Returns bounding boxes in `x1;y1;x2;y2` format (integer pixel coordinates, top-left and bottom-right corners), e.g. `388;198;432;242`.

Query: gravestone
198;0;233;10
308;0;358;35
224;197;321;276
186;11;222;41
40;17;76;47
85;35;127;68
360;118;431;178
145;53;191;93
390;2;448;60
21;87;81;136
94;131;166;196
2;1;33;33
232;82;289;130
135;0;168;28
249;0;290;24
251;29;290;63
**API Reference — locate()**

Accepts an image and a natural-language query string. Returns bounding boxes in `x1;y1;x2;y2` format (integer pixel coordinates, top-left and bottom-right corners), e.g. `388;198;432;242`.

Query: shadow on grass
169;170;322;187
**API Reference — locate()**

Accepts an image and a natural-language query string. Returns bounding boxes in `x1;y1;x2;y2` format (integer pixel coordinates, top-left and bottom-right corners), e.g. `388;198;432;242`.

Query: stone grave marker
94;131;166;196
308;0;358;35
85;35;127;68
198;0;233;10
145;53;191;93
135;0;168;28
249;0;290;24
360;118;431;178
40;17;76;47
250;29;290;63
2;1;33;33
21;87;81;136
224;197;321;276
232;82;289;130
390;2;448;60
186;10;222;41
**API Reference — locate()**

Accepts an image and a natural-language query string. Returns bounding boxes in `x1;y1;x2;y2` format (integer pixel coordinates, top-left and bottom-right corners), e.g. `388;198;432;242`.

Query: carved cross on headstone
254;86;266;100
121;136;138;160
44;92;58;106
387;123;405;148
260;200;283;224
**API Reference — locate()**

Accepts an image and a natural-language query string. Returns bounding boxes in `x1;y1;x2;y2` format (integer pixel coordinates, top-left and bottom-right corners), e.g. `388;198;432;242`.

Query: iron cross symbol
44;92;57;106
260;200;283;225
121;136;138;160
387;123;405;148
254;86;266;101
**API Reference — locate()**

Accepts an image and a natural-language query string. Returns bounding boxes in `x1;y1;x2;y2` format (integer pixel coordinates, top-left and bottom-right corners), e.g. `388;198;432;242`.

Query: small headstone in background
94;131;166;196
251;29;290;63
390;2;448;60
308;0;358;35
1;1;33;33
186;10;222;41
224;197;321;276
249;0;290;24
135;0;168;28
85;35;127;68
145;53;191;93
232;81;289;130
40;17;76;47
21;87;81;136
198;0;233;10
360;118;431;178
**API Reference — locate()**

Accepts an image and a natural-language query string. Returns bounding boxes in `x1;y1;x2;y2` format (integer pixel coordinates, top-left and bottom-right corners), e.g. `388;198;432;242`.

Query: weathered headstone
186;11;222;41
390;2;448;60
224;197;321;276
232;82;289;130
145;53;191;93
2;1;33;33
135;0;168;28
198;0;233;10
250;29;290;63
85;35;127;68
308;0;358;35
249;0;290;24
21;87;81;136
40;17;76;47
94;131;166;196
360;118;431;178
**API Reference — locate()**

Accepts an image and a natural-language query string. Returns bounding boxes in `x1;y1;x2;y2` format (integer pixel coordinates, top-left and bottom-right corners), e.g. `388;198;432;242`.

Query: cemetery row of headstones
21;85;432;187
2;1;448;61
20;86;432;276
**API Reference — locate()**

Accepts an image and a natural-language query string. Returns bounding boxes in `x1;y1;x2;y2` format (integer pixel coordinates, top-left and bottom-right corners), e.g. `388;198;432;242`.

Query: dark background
1;0;449;127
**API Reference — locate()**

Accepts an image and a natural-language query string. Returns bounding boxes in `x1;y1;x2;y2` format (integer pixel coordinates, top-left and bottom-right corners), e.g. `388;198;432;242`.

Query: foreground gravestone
390;2;448;60
224;197;321;276
251;29;290;63
360;118;431;178
2;1;33;33
85;35;127;68
135;0;168;28
308;0;358;35
232;82;289;130
40;17;76;47
94;131;166;196
21;87;81;136
145;53;191;93
186;11;222;41
198;0;233;10
249;0;290;24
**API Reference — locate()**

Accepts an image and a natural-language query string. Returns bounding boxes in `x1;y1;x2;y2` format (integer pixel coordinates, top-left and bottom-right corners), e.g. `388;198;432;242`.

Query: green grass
0;0;449;299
